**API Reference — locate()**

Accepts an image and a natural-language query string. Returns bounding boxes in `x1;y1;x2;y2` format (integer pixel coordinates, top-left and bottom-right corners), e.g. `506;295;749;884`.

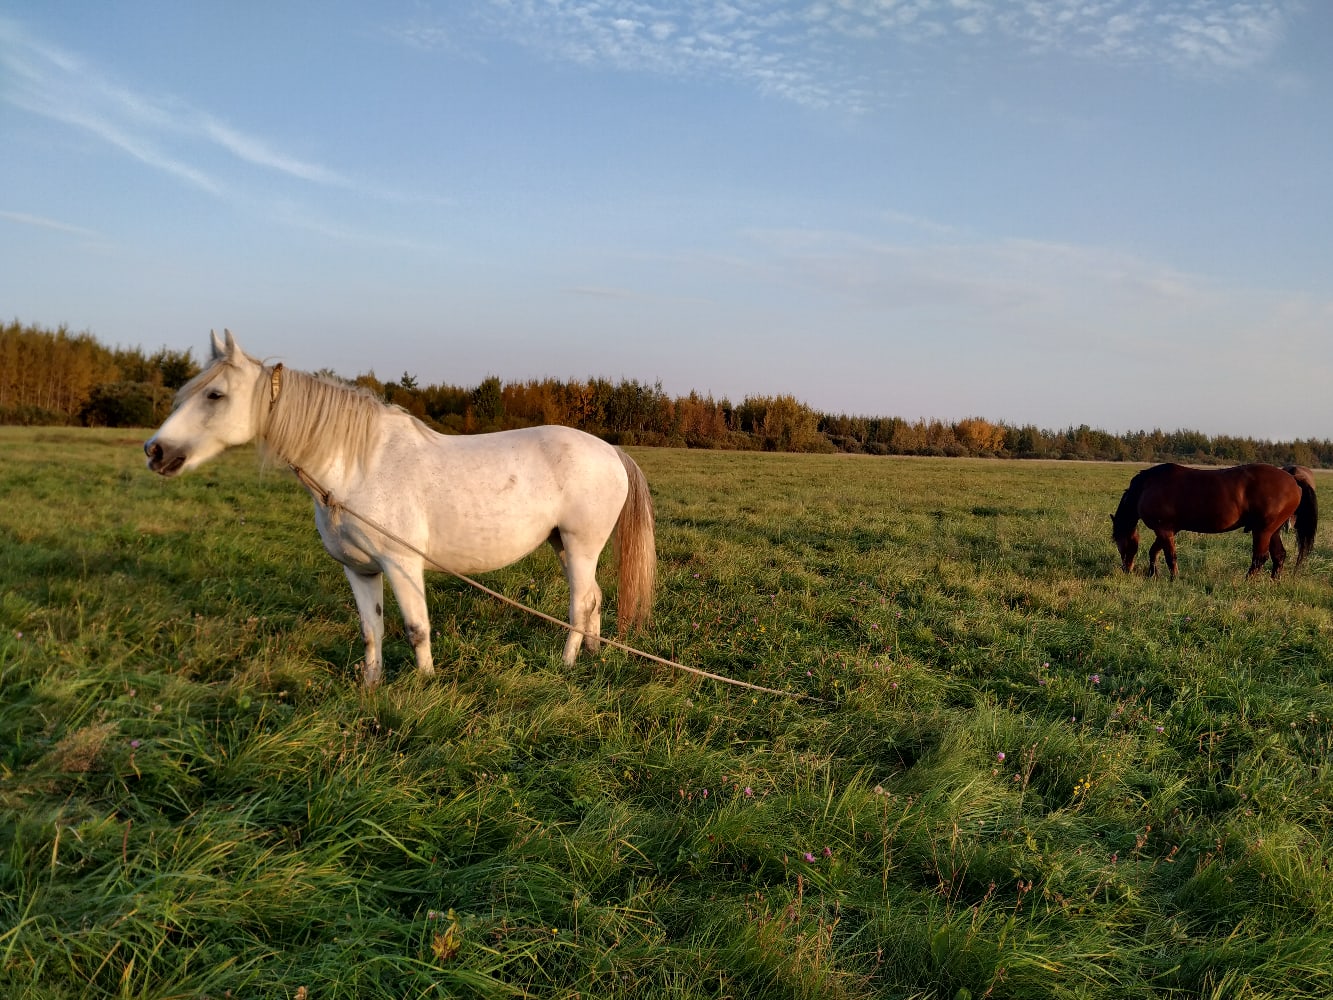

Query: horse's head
145;330;266;477
1110;513;1138;573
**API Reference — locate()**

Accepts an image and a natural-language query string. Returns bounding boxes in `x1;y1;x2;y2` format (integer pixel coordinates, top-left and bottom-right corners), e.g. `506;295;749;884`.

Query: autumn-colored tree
953;417;1006;455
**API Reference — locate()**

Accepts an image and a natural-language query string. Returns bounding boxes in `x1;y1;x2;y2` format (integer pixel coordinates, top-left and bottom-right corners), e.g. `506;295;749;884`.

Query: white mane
262;365;386;474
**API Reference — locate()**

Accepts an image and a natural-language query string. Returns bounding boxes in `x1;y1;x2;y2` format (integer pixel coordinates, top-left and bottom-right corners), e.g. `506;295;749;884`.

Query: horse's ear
223;329;238;357
210;329;226;360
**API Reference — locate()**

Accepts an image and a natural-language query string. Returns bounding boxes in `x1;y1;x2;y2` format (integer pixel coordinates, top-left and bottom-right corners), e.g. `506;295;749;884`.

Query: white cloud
466;0;1301;111
0;209;101;239
0;19;351;195
200;117;349;187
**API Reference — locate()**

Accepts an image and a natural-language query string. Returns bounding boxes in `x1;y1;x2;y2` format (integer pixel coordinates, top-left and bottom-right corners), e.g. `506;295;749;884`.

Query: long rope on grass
288;463;817;702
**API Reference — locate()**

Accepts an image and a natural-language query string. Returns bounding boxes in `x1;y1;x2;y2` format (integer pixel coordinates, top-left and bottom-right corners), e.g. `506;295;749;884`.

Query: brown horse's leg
1161;533;1179;580
1147;534;1165;578
1267;528;1287;579
1247;528;1275;578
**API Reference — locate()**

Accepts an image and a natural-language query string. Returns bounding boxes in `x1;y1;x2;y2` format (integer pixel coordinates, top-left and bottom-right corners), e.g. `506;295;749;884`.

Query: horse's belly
425;519;554;575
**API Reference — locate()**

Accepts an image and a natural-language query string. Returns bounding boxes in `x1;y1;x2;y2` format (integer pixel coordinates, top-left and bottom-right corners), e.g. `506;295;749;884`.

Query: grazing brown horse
1111;463;1317;580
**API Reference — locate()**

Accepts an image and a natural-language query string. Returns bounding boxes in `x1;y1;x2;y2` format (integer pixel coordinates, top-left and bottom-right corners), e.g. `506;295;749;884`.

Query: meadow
2;427;1332;1000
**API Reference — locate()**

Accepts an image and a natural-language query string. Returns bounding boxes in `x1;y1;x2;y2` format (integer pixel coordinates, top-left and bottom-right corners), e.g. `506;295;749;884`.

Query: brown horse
1111;463;1317;580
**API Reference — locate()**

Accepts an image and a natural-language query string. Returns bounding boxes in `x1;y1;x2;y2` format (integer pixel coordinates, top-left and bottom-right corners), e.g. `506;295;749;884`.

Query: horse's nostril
145;441;161;461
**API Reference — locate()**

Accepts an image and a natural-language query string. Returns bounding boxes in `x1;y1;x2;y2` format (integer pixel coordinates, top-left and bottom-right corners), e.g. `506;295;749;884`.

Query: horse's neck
259;368;384;485
1112;481;1142;533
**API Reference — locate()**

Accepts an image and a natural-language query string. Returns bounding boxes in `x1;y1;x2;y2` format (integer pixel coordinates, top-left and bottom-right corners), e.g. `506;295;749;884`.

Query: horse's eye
206;390;225;401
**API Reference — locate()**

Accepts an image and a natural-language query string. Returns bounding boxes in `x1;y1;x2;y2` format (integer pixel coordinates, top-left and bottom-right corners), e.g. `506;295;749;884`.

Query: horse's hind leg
1258;528;1286;579
551;531;602;664
344;567;387;688
1146;535;1164;578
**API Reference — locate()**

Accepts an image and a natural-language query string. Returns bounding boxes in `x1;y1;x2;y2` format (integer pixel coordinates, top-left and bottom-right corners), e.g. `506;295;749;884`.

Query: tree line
4;318;1330;467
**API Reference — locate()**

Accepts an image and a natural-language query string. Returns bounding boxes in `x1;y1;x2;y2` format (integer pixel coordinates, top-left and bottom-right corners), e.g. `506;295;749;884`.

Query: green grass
3;427;1333;998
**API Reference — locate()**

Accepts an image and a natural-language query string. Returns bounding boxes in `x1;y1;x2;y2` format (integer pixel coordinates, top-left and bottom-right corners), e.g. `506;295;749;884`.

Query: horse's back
401;423;624;491
373;422;631;573
1138;463;1299;532
1234;464;1302;512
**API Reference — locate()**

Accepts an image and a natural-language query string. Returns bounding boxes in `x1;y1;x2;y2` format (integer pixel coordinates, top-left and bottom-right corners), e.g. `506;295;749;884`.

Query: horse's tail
1290;470;1318;568
614;449;656;633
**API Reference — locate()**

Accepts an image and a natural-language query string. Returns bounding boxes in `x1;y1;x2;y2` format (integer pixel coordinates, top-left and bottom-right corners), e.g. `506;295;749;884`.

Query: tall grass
2;428;1332;998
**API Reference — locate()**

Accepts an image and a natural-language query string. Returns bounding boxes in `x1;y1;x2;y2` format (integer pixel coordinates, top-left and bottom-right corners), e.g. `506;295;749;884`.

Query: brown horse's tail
614;449;656;633
1291;472;1318;568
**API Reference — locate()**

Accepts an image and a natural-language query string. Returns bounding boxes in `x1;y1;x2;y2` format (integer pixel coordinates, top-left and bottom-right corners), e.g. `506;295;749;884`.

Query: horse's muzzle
144;439;186;477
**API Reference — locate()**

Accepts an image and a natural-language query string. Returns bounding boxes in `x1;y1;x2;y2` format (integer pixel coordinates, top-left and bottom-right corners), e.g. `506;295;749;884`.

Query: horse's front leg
344;567;386;688
382;559;435;677
1253;528;1284;579
1161;533;1179;580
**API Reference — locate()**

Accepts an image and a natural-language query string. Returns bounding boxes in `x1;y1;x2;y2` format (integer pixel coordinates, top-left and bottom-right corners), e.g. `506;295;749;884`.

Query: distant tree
79;381;170;427
677;391;730;447
421;384;470;422
1006;424;1044;457
471;376;505;425
354;370;385;397
150;347;199;390
1;320;119;420
737;394;825;452
953;417;1006;455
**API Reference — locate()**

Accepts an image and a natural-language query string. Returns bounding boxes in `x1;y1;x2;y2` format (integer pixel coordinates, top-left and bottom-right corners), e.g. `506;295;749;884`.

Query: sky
2;1;1331;440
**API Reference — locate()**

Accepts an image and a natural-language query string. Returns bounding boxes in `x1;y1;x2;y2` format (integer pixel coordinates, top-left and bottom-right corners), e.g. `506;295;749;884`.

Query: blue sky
2;1;1330;439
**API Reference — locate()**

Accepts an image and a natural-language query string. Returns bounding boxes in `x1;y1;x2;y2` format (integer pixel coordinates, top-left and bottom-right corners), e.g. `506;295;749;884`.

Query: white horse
145;330;656;688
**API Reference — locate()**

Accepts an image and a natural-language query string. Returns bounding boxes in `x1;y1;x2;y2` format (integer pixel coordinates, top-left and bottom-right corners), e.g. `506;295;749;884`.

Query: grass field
3;427;1333;999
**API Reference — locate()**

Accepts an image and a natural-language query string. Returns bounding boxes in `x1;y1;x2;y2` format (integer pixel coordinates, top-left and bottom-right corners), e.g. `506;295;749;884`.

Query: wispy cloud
0;18;350;195
199;117;350;187
0;209;101;239
452;1;1300;112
